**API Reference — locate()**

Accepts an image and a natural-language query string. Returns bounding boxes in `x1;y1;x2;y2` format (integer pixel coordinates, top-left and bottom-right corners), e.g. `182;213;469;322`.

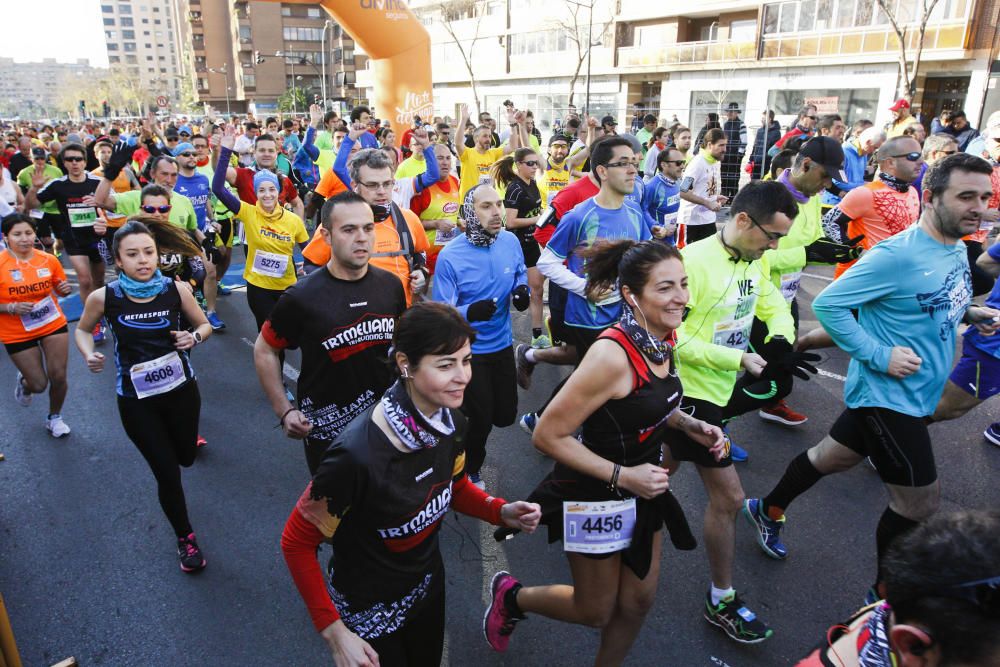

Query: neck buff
380;379;455;450
878;171;912;193
118;270;165;298
777;168;809;203
657;172;676;186
461;184;498;247
704;153;719;165
857;603;895;667
619;301;671;365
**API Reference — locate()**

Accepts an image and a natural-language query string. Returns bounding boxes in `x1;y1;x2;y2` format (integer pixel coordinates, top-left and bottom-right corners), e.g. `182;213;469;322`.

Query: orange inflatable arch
265;0;434;137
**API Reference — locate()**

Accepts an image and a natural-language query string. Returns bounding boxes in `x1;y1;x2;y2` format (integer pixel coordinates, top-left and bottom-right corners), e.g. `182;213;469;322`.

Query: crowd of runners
3;96;1000;666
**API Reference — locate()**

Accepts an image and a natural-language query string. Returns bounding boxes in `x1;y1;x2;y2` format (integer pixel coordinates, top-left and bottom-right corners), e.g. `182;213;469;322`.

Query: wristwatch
193;331;203;346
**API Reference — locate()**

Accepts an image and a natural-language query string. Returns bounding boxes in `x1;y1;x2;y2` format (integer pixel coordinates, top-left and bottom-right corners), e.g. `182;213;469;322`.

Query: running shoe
14;372;31;407
206;311;226;331
468;472;486;490
759;399;808;426
530;334;552;350
515;343;535;390
194;288;208;310
45;414;71;438
704;590;773;644
177;532;207;573
196;434;208;448
217;283;232;296
483;571;524;652
742;498;787;559
984;422;1000;447
519;412;537;436
92;322;105;344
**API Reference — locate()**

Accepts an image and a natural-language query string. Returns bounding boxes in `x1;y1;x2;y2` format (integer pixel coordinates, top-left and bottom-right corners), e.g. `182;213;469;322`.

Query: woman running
75;220;213;573
281;302;541;666
484;240;727;665
491;148;548;347
134;185;207;289
0;213;73;437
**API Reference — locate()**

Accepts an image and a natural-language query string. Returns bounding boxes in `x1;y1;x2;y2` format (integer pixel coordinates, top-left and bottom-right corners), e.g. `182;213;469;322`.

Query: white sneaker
46;414;71;438
14;372;31;407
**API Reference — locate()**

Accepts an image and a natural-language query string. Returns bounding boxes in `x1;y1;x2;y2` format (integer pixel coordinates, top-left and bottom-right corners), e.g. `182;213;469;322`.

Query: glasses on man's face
141;204;172;214
520;160;539;167
889;151;923;162
63;156;85;163
664;160;685;166
178;152;195;158
166;137;178;143
806;116;818;121
605;160;639;170
360;180;395;192
748;214;784;241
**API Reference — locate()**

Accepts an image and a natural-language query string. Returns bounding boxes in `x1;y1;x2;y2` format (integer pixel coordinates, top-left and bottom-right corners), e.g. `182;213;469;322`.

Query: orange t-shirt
314;167;348;200
0;250;68;343
964;164;1000;245
302;207;429;305
834;180;921;278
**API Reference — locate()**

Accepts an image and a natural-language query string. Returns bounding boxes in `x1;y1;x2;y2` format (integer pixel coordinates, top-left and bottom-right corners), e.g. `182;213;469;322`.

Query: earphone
401;365;411;379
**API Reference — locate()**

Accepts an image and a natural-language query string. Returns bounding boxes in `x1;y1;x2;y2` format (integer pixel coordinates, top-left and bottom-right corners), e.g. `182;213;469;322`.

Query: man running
744;154;998;603
409;143;460;273
677;128;727;247
16;146;63;254
642;146;685;244
255;191;406;474
215;133;304;219
456;103;518;201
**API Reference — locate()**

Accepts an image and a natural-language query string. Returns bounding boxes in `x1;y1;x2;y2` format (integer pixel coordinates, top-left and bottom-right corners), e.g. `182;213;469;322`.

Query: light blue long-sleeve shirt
813;225;971;417
822;141;868;206
431;231;527;354
292;126;319;187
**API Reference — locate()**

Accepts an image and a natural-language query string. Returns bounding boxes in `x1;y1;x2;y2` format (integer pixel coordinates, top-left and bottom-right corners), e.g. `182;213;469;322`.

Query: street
2;261;998;667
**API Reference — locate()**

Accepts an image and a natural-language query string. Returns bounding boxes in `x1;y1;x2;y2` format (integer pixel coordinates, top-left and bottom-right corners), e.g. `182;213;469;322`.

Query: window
124;42;136;52
509;30;569;56
107;43;119;51
101;4;113;12
244;73;256;87
239;25;251;39
307;7;321;17
282;26;323;41
146;55;154;61
126;54;137;64
153;6;159;11
145;43;152;48
143;30;150;35
121;16;132;26
119;3;131;14
281;7;291;16
141;18;148;23
147;67;155;72
154;18;161;24
197;77;208;90
730;19;757;40
104;17;115;25
105;30;117;40
160;67;166;73
123;30;134;39
109;55;120;63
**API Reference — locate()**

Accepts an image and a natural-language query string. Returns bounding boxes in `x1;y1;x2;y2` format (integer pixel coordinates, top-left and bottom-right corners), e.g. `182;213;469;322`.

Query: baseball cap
548;134;570;146
727;102;741;112
30;147;47;159
173;142;195;156
164;128;180;139
94;135;114;149
888;99;911;112
799;136;847;181
178;124;193;136
601;115;617;127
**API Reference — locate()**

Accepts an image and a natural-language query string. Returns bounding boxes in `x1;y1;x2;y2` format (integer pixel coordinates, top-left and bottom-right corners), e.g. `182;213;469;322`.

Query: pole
291;60;297;114
225;67;231;116
584;0;593;117
321;21;329;109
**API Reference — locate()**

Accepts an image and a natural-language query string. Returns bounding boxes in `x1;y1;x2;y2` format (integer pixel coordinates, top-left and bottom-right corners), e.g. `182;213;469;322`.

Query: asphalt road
2;260;999;667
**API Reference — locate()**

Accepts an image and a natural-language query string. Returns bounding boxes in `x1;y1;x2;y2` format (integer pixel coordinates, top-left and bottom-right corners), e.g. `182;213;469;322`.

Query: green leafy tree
277;87;308;113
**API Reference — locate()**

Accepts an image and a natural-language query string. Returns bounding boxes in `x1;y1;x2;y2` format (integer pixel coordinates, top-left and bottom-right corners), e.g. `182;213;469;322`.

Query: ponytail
579;239;683;297
490;147;537;189
121;214;202;258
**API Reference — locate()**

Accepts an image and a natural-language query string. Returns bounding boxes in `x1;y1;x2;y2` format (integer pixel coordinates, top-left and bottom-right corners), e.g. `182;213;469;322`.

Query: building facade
171;0;363;116
101;0;184;109
357;0;999;138
0;58;99;118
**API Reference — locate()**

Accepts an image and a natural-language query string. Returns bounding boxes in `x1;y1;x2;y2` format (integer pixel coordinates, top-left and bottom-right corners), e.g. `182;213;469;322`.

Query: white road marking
802;272;833;282
241;336;299;382
817;368;847;382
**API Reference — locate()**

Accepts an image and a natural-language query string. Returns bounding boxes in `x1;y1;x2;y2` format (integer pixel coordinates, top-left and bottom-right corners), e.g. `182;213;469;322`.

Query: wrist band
279;407;298;428
608;463;622;494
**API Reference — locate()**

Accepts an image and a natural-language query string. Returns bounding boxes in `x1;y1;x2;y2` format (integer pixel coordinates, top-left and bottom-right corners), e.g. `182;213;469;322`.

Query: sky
0;0;109;68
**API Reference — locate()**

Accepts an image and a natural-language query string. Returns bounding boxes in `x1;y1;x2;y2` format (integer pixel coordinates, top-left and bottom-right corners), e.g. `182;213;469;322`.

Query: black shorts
4;324;69;355
547;282;569;345
829;406;936;487
216;217;236;247
516;230;541;268
63;228;104;262
665;397;734;468
564;324;603;357
41;213;65;240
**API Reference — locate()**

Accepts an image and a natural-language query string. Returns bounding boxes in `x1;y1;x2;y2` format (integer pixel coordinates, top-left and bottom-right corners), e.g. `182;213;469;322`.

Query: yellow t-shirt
239;200;309;291
540;160;570;205
459;147;504;201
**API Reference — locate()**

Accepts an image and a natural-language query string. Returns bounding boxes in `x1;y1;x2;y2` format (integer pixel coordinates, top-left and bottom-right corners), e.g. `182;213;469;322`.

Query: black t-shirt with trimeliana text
34;173;102;246
261;264;406;443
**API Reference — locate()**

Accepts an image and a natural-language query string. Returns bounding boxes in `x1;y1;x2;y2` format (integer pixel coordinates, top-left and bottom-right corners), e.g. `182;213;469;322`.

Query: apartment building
101;0;184;107
363;0;999;137
171;0;362;115
0;58;99;118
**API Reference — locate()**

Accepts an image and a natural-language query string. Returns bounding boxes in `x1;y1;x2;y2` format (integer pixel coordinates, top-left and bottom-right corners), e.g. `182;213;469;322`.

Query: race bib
980;219;995;231
29;209;44;220
68;206;98;228
20;295;60;332
478;173;493;185
780;271;802;303
435;226;460;246
662;211;678;227
251;250;289;278
712;313;753;351
563;499;636;554
130;351;186;399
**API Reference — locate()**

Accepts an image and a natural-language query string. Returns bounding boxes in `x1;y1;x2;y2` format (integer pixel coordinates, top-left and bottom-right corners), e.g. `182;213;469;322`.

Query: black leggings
365;585;445;666
461;347;518;475
117;381;201;538
246;283;287;370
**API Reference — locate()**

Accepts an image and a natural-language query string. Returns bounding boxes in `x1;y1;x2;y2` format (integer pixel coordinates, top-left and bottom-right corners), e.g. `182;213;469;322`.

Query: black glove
103;141;135;181
805;234;864;264
466;299;497;322
759;336;820;381
511;284;530;312
201;235;222;264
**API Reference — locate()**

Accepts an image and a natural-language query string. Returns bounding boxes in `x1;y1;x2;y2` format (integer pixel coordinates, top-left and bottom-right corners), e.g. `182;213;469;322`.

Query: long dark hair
392;302;476;375
489;147;537;189
113;217;202;259
580;239;682;298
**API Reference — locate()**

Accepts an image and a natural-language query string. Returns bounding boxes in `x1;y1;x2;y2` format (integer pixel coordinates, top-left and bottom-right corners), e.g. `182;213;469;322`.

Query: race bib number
780;271;802;303
478;173;493;185
712;313;753;351
980;219;995;231
251;250;289;278
68;206;98;228
29;209;44;220
563;499;636;554
20;295;60;332
435;226;460;246
662;211;678;227
130;351;186;399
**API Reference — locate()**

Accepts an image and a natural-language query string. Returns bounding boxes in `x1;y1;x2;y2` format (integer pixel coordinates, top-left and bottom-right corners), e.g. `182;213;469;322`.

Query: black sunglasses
177;152;195;157
888;151;922;162
62;156;85;162
519;160;540;167
663;160;685;166
141;204;172;214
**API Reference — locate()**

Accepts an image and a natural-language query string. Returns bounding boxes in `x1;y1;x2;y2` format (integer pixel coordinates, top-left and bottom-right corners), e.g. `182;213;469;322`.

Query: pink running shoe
483;570;523;652
177;532;206;573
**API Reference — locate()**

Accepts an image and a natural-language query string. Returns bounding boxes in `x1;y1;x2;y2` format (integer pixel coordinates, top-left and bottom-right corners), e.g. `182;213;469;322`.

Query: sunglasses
520;160;540;167
177;152;195;157
889;151;922;161
663;160;685;166
141;204;172;214
63;156;85;162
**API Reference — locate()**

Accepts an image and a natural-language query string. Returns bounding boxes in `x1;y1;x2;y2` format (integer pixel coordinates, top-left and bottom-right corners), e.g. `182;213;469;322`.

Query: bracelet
608;463;622;493
278;406;298;428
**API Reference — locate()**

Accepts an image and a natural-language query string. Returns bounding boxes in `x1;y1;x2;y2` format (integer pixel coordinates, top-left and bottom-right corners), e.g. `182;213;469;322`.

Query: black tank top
580;325;683;467
104;278;194;398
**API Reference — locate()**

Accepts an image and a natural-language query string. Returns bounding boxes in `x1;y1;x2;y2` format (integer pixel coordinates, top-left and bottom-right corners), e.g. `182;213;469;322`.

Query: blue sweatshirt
813;225;971;417
642;173;680;244
966;240;1000;358
333;136;440;192
292;126;320;187
432;231;527;354
822;141;868;206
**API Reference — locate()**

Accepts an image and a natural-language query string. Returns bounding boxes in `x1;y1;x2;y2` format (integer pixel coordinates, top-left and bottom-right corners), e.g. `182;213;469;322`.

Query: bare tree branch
439;0;487;116
553;0;613;108
877;0;941;99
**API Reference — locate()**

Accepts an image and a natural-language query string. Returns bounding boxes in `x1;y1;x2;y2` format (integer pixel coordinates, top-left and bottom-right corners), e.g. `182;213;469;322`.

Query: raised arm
411;128;440;192
212;127;242;215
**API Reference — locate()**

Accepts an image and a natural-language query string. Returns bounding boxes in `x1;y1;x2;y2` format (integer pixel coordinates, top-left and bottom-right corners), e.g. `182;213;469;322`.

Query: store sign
804;96;839;113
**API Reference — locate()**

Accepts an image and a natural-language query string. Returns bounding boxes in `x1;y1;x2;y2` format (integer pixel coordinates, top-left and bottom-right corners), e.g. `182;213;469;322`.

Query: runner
744;154;997;604
457;103;518;200
432;184;529;487
24;143;107;342
214;132;305;220
15;147;62;254
485;239;723;663
640;127;668;182
75;220;213;573
677;128;728;248
91;136;141;263
820;127;885;211
256;192;406;474
0;214;73;437
409;143;460;274
280;302;540;665
194;130;238;297
670;180;813;643
491;147;546;347
642;147;686;245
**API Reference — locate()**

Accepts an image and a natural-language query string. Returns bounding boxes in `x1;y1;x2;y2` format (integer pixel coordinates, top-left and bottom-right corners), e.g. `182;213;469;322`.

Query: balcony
760;19;969;60
618;40;757;68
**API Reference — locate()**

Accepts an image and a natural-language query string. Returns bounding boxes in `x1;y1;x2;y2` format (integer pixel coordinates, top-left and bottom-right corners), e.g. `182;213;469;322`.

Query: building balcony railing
760;20;968;60
618;40;757;68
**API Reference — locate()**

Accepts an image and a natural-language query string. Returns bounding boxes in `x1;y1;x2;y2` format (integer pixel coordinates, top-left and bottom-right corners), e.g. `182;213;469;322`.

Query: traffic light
254;50;264;64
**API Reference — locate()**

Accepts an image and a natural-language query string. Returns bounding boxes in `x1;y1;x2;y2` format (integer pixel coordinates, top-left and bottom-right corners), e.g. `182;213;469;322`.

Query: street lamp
321;20;333;110
273;52;325;114
208;65;231;115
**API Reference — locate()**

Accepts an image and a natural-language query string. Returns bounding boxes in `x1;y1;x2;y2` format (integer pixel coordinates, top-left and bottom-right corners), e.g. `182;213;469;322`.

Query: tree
876;0;942;100
439;0;487;116
277;87;308;113
555;0;613;108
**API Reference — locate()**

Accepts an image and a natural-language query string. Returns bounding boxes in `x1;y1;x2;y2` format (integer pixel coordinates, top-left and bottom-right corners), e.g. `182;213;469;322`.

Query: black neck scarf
619;303;671;366
380;379;455;451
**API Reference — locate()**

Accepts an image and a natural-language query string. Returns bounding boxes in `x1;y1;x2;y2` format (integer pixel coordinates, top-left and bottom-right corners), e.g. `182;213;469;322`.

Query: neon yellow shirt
114;190;198;231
